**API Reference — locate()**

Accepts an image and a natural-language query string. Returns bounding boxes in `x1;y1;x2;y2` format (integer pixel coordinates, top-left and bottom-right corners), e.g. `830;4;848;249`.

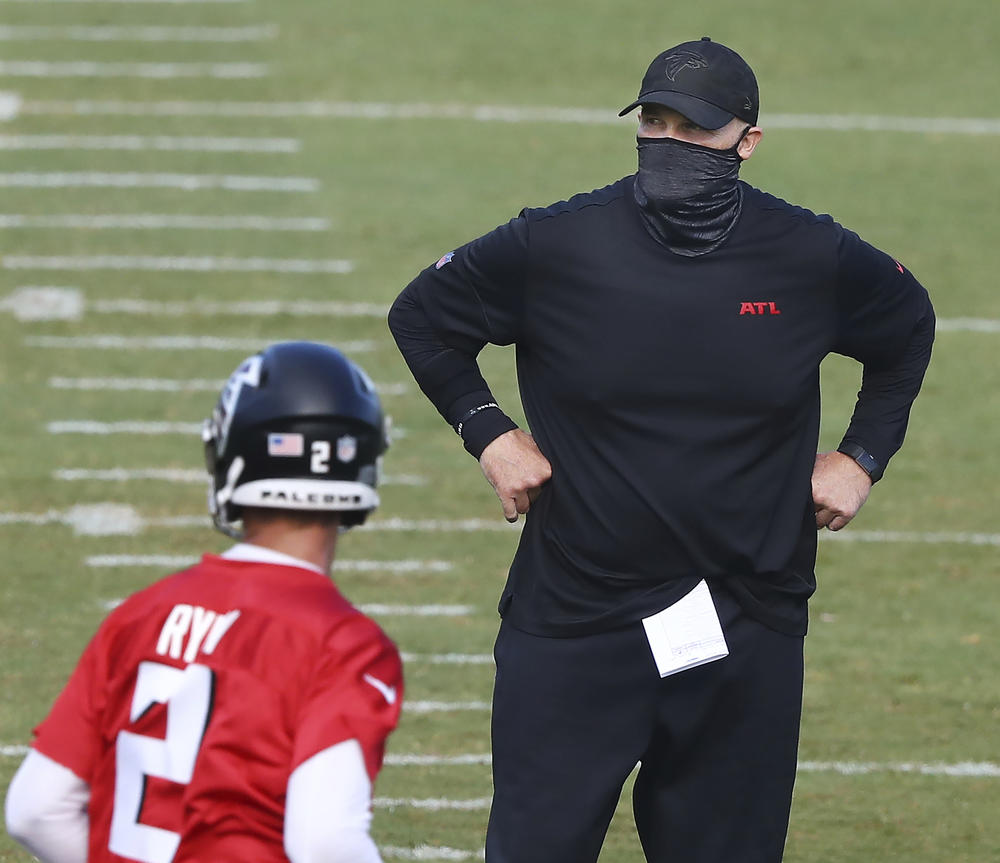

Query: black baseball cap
618;37;759;129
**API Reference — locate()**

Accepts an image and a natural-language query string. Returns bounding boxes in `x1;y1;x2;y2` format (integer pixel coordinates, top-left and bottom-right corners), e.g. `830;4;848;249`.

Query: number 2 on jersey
109;661;214;863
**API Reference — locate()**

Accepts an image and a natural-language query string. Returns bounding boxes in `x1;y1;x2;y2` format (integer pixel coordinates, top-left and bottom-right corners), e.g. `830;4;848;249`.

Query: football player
5;341;402;863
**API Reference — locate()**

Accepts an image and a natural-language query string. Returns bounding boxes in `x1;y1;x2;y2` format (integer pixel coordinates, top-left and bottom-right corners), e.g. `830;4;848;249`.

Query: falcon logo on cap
662;51;708;82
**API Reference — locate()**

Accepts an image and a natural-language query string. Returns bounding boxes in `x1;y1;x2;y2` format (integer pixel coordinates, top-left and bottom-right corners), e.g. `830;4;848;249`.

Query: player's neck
241;514;341;575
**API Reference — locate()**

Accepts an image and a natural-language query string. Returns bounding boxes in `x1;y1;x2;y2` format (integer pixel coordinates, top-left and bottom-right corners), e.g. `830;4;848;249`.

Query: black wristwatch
837;442;883;483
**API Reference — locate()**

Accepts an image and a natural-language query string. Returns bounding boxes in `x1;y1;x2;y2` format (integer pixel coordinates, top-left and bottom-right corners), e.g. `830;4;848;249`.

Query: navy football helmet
203;341;388;536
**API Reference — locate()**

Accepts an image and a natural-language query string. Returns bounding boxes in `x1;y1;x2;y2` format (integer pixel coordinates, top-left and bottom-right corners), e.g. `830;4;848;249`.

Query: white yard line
88;298;384;315
338;560;452;573
43;426;412;442
0;0;248;3
0;25;278;42
5;255;350;273
55;468;206;482
359;605;474;616
0;134;299;152
0;507;210;533
29;335;375;350
797;761;1000;777
0;511;63;526
3;287;995;331
819;530;1000;547
88;555;196;568
85;557;458;579
384;474;428;486
763;113;1000;134
0;92;19;120
5;504;999;546
47;377;407;395
52;468;424;487
48;421;204;435
402;653;494;665
405;702;492;714
385;754;492;766
49;376;228;391
98;596;468;615
0;173;317;191
378;756;1000;777
382;847;483;861
0;503;147;534
15;100;615;121
0;742;996;779
14;99;1000;134
359;517;522;533
0;61;267;79
935;318;1000;333
1;286;84;319
0;214;325;230
0;506;496;532
375;797;491;811
3;289;388;319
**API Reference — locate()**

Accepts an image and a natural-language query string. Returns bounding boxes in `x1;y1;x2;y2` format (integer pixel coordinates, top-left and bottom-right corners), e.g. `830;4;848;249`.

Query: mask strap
733;124;752;158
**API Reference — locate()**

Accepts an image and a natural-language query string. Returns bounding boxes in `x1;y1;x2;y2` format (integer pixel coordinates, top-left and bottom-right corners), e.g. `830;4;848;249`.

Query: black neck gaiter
634;135;745;257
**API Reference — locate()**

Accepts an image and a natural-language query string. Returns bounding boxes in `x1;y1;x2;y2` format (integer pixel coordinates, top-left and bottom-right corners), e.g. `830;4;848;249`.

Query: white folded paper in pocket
641;579;729;678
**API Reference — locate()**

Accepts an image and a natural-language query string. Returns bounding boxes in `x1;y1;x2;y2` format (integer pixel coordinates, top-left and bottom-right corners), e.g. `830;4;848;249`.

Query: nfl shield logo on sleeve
336;435;357;463
435;251;455;270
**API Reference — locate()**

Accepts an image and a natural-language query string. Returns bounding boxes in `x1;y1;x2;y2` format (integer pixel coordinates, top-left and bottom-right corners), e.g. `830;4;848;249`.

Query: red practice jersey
31;553;403;863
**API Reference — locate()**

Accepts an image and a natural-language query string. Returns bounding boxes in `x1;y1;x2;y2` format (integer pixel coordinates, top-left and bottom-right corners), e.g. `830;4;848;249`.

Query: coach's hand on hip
812;450;872;532
480;429;552;522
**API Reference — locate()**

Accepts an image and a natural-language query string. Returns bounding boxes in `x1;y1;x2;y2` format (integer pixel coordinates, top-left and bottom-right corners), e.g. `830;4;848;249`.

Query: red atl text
739;301;782;315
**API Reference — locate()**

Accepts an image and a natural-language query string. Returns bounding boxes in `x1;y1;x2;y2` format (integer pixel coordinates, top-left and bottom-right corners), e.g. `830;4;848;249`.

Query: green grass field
1;0;998;860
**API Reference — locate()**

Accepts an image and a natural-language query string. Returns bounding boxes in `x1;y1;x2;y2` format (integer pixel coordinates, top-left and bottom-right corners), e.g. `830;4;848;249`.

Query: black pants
485;583;804;863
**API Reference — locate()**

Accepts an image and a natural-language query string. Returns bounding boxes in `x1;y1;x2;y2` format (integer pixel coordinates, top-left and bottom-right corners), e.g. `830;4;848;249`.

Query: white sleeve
284;738;383;863
5;749;90;863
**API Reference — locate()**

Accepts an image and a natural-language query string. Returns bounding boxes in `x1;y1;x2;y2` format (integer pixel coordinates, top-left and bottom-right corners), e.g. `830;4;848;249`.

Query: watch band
837;442;883;483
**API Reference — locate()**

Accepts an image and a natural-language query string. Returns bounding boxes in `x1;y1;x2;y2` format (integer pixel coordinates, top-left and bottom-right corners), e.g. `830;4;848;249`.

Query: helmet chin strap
212;456;245;539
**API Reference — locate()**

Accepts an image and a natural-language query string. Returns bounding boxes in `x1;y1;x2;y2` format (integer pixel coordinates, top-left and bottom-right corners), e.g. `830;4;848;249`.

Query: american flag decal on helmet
268;433;304;457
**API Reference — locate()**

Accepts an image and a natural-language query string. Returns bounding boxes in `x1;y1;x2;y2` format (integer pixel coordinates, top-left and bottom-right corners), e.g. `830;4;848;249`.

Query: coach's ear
738;126;763;160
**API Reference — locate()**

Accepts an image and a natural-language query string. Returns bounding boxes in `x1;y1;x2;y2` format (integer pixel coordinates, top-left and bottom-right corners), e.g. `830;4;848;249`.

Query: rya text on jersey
156;604;241;664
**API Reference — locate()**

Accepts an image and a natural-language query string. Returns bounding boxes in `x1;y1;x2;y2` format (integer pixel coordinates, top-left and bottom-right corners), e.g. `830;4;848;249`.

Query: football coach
389;36;935;863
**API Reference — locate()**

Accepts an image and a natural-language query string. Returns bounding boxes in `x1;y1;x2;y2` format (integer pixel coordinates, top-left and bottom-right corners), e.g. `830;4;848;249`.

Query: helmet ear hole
204;342;387;537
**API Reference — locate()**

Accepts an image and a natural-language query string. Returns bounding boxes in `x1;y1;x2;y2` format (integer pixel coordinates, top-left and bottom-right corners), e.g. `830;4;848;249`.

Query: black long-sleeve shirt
388;177;935;637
